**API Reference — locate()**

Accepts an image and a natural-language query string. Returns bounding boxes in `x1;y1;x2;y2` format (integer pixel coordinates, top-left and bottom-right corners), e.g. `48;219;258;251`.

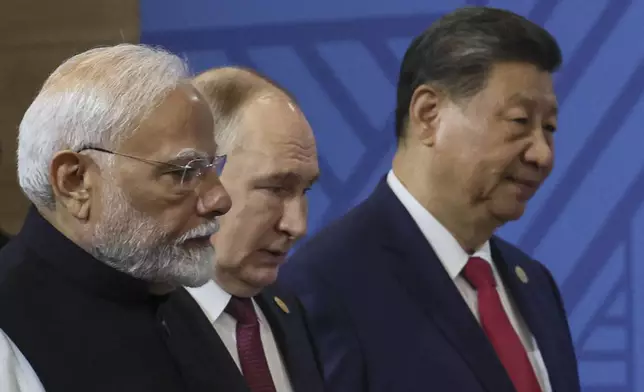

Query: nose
277;197;308;241
523;129;554;171
197;176;232;217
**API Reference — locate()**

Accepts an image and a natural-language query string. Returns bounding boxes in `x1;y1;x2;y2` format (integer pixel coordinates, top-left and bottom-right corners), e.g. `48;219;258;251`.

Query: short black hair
395;6;562;141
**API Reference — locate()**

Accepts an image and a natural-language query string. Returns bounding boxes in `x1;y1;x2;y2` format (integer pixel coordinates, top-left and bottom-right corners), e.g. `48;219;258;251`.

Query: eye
165;169;186;179
260;186;288;196
512;118;529;125
303;187;312;195
543;124;557;133
181;167;200;182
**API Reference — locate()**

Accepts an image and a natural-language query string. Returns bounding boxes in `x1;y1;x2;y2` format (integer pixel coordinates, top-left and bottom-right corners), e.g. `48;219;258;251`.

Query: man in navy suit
163;66;324;392
280;6;580;392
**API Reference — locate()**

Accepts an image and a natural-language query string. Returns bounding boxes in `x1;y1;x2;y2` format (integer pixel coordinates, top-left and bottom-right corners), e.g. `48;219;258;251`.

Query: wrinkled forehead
238;132;318;175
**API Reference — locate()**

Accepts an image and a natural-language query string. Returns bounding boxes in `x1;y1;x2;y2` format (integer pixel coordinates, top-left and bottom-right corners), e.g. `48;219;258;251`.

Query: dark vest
0;208;224;392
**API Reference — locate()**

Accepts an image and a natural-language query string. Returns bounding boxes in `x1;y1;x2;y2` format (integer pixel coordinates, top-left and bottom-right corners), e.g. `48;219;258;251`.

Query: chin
491;203;527;223
244;266;280;289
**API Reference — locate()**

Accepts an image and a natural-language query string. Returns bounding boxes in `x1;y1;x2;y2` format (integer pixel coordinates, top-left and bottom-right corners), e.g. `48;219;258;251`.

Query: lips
507;176;540;200
183;236;212;246
259;249;289;266
265;249;286;257
510;177;540;188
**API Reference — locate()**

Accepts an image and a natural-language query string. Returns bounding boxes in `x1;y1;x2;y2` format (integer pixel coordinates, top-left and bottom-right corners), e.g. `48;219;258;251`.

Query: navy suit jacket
163;285;326;392
279;178;580;392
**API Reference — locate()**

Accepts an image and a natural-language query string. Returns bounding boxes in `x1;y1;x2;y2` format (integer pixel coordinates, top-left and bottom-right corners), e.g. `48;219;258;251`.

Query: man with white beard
0;44;232;392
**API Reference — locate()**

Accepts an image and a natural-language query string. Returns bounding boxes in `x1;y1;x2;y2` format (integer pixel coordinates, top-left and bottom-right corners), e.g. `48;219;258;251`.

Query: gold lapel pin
274;296;290;314
515;266;529;284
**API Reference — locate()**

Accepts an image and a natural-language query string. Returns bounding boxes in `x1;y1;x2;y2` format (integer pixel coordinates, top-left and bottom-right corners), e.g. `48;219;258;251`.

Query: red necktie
463;257;542;392
225;296;277;392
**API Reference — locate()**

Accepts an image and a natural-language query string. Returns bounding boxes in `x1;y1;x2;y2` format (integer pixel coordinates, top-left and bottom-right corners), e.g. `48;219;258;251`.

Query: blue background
141;1;644;390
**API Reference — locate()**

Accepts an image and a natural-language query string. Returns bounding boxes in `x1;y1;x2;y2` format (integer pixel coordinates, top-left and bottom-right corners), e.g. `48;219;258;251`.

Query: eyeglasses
76;146;227;191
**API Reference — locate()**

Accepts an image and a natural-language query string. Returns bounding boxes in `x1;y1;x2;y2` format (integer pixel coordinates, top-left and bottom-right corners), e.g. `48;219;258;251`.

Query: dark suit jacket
163;284;325;392
279;178;581;392
0;207;235;392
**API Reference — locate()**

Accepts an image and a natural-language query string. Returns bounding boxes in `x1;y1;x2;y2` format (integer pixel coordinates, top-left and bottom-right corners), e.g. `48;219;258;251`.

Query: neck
392;149;498;252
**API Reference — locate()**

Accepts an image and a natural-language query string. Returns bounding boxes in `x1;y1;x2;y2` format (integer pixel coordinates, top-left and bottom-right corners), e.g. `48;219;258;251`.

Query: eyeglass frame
75;146;227;190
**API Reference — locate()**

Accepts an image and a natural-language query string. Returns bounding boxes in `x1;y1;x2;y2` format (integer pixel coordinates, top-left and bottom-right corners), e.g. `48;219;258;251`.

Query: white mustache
175;220;220;244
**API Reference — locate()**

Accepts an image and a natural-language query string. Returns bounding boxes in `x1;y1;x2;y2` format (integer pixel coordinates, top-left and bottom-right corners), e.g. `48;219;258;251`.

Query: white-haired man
0;44;232;392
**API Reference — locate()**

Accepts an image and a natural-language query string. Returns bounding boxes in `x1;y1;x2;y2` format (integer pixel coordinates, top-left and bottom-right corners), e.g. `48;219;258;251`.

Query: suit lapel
372;180;516;392
491;240;572;392
255;288;291;365
163;289;250;392
254;288;317;392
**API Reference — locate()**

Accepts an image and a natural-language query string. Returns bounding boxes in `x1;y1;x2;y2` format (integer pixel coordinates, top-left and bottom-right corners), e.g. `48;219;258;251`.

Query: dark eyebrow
549;105;558;117
308;173;320;187
507;92;558;117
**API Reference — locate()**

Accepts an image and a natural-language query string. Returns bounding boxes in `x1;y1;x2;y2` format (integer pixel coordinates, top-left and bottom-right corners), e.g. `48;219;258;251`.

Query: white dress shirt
387;169;552;392
0;329;46;392
185;280;294;392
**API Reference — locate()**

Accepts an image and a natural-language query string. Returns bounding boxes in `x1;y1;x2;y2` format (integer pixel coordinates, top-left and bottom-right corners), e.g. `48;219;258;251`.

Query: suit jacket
279;178;581;392
163;284;326;392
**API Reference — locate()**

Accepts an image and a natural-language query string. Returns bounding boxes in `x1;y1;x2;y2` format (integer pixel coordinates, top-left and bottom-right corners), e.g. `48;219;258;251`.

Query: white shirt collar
184;280;232;325
185;280;266;326
386;169;493;279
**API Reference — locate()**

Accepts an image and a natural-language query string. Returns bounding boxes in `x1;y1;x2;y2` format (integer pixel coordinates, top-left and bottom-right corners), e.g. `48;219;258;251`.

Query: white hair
17;43;190;210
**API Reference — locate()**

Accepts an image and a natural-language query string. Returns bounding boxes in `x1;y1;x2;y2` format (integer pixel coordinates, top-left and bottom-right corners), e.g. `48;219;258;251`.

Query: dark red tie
463;257;542;392
225;296;277;392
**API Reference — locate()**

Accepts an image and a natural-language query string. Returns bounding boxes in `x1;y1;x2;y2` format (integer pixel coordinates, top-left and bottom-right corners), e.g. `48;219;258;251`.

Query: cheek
89;191;107;224
120;193;200;241
473;149;527;197
238;192;282;229
217;192;281;247
452;150;506;197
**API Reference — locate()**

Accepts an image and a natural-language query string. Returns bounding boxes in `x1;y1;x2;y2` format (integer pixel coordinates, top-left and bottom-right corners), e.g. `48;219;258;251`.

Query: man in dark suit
164;67;324;392
280;6;580;392
0;44;235;392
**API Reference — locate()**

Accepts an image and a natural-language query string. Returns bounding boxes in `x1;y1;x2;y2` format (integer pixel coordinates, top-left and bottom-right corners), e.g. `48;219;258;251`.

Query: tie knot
225;296;258;325
463;257;497;290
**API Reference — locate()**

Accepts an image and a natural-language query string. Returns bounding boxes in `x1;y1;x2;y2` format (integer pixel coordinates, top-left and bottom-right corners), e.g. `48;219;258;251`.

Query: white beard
87;182;218;288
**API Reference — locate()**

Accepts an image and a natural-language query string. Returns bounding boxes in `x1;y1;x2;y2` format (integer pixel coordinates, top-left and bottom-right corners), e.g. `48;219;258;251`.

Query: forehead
121;84;216;158
233;96;318;177
472;62;557;111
